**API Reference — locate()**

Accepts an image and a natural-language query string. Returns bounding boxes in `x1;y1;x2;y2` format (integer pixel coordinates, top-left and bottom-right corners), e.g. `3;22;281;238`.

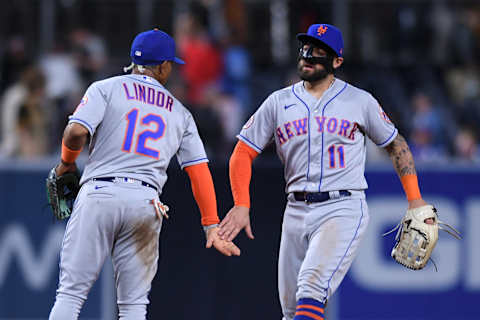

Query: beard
297;56;334;82
297;63;329;82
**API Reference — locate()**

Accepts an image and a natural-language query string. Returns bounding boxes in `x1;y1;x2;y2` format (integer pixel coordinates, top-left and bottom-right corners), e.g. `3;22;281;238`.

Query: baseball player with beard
218;24;432;320
48;29;240;320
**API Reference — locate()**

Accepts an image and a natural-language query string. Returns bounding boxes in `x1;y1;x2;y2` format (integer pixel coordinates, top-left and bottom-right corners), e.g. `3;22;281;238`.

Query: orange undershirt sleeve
229;141;259;208
184;162;220;226
61;139;82;164
400;174;422;201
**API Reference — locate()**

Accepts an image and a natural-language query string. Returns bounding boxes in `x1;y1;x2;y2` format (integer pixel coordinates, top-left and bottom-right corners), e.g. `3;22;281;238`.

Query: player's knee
118;304;147;320
293;297;325;320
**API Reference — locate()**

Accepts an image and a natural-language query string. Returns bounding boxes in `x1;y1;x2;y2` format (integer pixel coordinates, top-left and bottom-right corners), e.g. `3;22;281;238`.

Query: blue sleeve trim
68;117;94;135
237;134;263;153
181;157;209;168
376;128;398;147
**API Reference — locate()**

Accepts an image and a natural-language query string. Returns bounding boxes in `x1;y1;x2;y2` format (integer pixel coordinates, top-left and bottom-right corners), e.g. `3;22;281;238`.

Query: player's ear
333;57;344;69
155;63;164;75
159;61;171;75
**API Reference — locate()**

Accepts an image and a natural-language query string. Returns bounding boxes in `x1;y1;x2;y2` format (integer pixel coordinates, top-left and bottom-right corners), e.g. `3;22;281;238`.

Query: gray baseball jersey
50;74;209;320
238;78;397;320
238;78;397;193
70;73;208;193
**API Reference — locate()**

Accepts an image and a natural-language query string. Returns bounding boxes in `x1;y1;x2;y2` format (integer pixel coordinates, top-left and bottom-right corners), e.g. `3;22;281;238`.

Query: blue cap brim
173;57;185;65
297;33;323;45
296;33;341;57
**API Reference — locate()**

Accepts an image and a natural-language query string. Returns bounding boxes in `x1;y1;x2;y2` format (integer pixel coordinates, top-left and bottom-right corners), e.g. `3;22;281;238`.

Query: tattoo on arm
385;134;417;177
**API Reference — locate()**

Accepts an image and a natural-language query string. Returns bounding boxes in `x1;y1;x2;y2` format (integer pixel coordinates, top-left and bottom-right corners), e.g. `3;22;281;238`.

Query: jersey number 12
122;108;166;159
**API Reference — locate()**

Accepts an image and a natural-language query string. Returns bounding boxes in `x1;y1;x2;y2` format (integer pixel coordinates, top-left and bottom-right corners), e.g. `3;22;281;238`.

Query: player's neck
132;69;164;85
304;75;335;99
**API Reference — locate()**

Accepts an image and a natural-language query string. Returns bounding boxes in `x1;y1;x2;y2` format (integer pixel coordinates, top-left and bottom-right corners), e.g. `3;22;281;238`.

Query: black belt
93;177;157;192
293;190;351;203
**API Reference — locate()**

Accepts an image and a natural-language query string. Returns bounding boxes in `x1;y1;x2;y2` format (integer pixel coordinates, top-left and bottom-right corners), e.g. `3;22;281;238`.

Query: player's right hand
206;227;241;256
218;206;254;241
55;162;78;176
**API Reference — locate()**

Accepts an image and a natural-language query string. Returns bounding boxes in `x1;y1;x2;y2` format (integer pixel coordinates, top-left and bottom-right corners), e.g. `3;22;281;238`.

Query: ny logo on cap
135;50;142;56
317;25;328;36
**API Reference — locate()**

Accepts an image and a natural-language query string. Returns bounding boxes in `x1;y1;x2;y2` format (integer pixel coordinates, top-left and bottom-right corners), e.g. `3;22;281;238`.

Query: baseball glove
46;167;81;220
384;205;461;270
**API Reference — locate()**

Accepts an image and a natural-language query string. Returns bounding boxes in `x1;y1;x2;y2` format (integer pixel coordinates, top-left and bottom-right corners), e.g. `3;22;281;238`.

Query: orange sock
294;298;325;320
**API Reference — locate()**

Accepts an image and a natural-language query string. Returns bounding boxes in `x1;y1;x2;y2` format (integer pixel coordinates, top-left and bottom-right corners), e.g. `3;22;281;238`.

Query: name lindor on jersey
276;116;359;145
122;82;174;112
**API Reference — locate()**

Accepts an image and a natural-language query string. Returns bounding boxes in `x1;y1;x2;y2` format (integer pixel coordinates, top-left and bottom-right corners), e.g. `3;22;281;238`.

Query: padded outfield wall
0;161;478;320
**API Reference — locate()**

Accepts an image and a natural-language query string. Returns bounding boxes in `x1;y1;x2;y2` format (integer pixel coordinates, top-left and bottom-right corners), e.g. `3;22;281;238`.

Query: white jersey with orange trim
238;78;397;193
69;73;208;193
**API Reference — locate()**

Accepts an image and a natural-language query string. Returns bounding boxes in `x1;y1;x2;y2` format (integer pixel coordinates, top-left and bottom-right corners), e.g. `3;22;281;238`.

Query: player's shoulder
341;80;377;102
272;82;298;98
263;82;299;106
88;75;125;91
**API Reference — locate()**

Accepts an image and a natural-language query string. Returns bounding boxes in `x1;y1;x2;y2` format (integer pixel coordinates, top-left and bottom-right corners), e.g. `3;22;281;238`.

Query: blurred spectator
445;64;480;106
221;30;252;118
451;7;479;65
174;2;227;155
429;2;455;65
0;0;477;163
408;91;448;162
221;0;252;116
0;36;31;92
453;126;480;162
204;85;243;151
70;27;108;84
445;63;480;137
38;42;83;147
0;66;49;158
175;3;224;106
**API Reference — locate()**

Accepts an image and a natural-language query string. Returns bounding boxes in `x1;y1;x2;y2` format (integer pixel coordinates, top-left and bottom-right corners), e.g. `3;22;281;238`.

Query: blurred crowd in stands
0;0;479;165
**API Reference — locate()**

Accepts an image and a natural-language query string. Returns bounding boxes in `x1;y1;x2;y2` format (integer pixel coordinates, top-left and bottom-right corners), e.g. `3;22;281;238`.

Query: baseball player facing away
218;24;433;320
48;29;240;320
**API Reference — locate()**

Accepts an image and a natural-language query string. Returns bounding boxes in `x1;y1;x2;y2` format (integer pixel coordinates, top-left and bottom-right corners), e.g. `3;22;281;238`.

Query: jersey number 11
328;144;345;168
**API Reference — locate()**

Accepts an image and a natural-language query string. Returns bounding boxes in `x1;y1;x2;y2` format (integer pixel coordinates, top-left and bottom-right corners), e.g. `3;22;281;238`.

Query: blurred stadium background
0;0;478;319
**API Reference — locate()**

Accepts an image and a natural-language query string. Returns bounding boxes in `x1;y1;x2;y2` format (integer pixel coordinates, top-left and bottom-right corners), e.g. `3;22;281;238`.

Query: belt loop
329;191;340;199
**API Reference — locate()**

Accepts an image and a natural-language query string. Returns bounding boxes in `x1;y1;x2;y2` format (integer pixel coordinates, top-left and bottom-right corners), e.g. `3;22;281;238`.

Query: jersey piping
291;84;311;187
125;75;164;89
325;199;364;298
319;82;348;192
181;157;209;168
376;127;398;147
69;117;94;135
238;133;263;153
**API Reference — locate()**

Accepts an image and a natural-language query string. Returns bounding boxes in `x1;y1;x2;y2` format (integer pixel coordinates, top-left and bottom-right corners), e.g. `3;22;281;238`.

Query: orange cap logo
317;25;328;36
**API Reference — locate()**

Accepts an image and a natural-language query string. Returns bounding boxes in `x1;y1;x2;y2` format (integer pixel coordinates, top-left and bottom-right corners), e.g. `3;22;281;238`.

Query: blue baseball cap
130;29;185;65
296;24;344;57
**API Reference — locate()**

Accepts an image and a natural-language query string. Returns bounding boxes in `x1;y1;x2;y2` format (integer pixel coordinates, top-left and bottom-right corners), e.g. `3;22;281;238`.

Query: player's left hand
218;206;254;241
408;198;428;210
408;198;434;224
206;227;241;257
